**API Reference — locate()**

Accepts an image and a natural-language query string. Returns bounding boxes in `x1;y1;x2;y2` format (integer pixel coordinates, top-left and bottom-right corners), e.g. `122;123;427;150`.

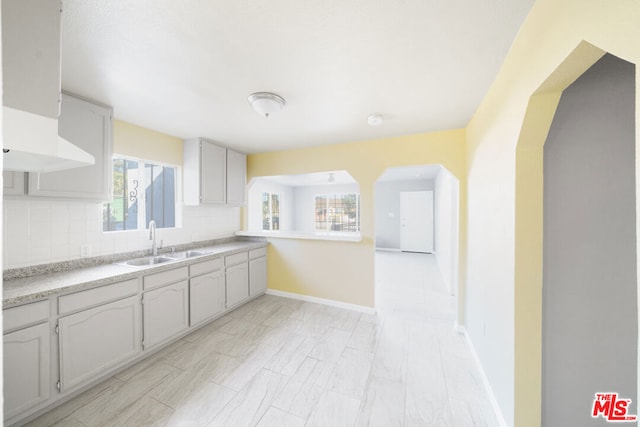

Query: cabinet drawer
225;251;248;266
249;247;267;259
58;279;138;315
143;266;189;291
190;258;223;277
4;300;50;333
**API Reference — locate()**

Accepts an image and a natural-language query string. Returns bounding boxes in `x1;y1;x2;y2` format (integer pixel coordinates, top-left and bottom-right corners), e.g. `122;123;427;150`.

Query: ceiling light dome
367;113;383;126
248;92;286;118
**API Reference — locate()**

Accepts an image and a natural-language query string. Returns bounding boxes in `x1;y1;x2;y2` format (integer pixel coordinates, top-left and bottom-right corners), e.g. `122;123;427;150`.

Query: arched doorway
373;164;460;321
541;53;637;426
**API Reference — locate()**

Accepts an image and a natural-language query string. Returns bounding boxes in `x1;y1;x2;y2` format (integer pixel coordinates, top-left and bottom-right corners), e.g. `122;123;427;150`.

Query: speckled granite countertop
3;239;267;308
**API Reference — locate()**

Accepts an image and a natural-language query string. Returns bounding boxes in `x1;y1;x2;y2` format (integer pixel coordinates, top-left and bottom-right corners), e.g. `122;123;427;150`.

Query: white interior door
400;191;433;253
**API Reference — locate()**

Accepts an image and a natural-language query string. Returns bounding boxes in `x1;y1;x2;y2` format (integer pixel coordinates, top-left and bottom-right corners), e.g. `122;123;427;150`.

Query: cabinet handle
55;324;59;335
56;380;61;391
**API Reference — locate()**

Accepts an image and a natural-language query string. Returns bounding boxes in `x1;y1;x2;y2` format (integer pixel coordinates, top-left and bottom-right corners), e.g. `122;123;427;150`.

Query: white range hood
2;106;95;173
2;0;96;173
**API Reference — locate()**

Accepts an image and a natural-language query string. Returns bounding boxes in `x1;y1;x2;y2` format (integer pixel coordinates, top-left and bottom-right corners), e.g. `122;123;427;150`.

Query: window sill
235;230;362;243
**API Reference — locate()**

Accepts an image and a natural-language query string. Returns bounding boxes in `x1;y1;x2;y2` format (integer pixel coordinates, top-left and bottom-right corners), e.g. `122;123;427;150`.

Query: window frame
103;154;181;233
262;192;281;231
314;193;360;233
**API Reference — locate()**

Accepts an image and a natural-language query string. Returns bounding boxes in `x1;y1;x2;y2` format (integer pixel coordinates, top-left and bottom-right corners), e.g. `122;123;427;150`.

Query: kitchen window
103;156;178;232
315;193;360;232
262;192;280;231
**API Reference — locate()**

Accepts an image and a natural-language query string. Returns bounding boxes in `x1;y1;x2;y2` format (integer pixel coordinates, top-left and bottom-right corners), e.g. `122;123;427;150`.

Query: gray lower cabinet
3;322;50;420
190;270;225;326
249;256;267;296
3;245;266;425
58;295;141;392
142;281;189;349
226;254;249;309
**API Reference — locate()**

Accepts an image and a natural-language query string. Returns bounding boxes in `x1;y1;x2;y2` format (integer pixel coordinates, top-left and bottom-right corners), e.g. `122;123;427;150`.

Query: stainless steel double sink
115;250;208;267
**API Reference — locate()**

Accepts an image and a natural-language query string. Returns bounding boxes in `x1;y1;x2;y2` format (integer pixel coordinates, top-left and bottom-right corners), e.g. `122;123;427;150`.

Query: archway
514;41;639;424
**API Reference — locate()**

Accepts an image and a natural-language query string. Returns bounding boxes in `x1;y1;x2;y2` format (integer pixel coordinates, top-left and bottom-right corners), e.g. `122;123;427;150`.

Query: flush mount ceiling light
367;113;383;126
248;92;286;118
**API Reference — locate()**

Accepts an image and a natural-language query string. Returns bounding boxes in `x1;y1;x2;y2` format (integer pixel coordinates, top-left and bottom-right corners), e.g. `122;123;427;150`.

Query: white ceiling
60;0;535;154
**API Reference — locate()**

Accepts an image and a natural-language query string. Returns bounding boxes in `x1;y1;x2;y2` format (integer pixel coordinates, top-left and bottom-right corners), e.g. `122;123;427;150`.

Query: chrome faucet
148;220;157;256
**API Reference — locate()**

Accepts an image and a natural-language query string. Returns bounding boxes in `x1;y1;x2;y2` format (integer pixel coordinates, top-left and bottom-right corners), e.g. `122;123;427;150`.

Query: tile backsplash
3;198;240;269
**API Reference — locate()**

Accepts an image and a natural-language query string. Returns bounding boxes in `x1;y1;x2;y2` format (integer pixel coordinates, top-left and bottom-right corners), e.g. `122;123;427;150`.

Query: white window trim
314;193;361;233
262;192;281;231
103;154;182;233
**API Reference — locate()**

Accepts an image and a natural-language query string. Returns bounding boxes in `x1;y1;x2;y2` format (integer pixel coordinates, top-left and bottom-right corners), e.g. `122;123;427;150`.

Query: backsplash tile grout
3;198;241;270
2;235;258;280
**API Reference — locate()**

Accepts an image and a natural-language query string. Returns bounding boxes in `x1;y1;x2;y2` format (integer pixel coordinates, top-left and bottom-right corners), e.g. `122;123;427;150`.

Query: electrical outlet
80;244;91;258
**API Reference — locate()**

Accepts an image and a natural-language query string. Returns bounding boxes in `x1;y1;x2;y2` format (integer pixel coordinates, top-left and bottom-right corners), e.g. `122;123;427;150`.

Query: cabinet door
226;148;246;206
4;323;50;420
29;93;113;200
3;171;26;195
226;262;249;309
58;296;141;392
190;270;225;326
200;141;226;204
249;256;268;296
142;281;189;349
2;0;61;118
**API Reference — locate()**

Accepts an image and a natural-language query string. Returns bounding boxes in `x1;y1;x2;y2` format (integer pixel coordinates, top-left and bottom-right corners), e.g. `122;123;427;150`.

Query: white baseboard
375;247;401;252
457;326;509;427
265;289;376;315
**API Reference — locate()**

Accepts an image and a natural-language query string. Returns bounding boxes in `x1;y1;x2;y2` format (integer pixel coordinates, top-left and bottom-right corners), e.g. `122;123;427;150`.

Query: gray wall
542;54;637;426
374;179;434;249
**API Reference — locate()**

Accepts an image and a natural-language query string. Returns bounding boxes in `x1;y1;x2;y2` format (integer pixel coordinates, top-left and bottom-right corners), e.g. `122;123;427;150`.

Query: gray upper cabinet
28;93;113;200
184;138;225;205
183;138;246;206
226;148;247;206
2;0;61;118
3;171;26;196
200;140;227;204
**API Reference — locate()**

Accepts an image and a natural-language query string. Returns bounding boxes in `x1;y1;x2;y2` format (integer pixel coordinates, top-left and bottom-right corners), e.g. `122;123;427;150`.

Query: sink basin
118;256;177;267
174;250;207;258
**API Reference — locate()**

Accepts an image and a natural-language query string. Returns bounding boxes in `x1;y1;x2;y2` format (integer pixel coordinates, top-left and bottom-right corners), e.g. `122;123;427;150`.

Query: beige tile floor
25;252;498;426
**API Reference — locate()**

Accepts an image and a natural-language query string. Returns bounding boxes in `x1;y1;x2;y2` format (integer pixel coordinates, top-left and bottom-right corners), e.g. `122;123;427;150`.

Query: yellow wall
113;120;183;165
466;1;640;425
246;129;466;309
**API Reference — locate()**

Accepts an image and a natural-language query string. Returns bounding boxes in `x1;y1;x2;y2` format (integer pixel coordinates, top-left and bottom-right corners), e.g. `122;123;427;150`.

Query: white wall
465;140;516;424
374;179;434;250
3;198;240;268
247;179;295;232
434;167;459;296
293;183;359;233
